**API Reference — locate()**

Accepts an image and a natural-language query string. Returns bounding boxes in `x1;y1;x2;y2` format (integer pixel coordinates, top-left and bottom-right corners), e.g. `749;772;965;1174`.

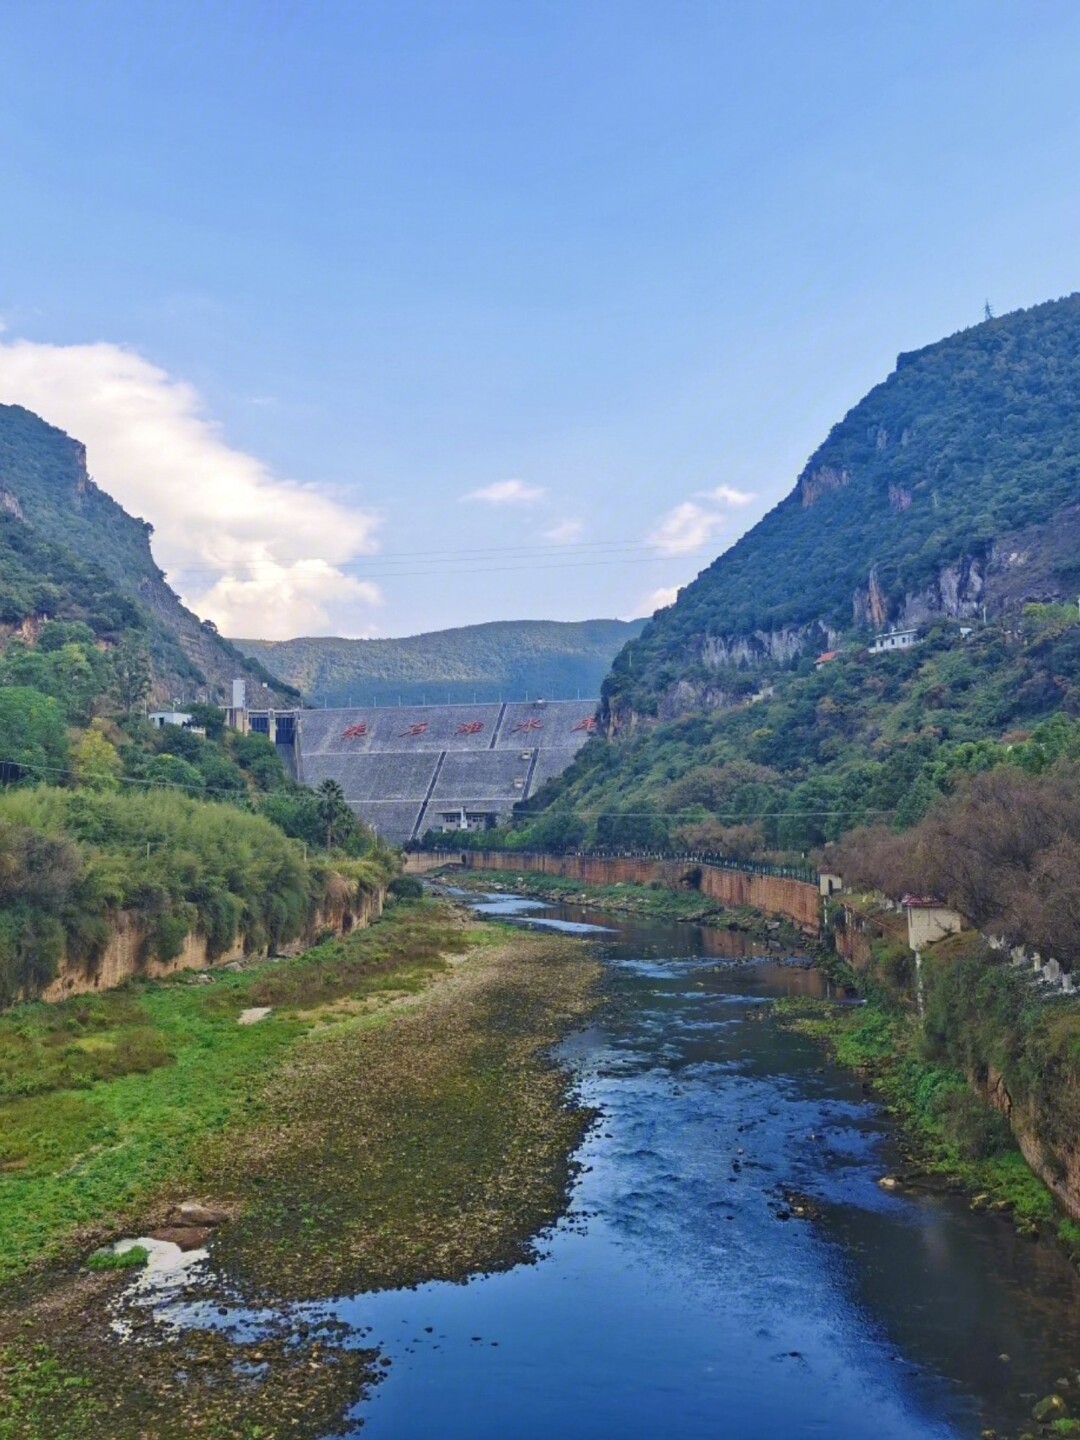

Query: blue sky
1;1;1079;638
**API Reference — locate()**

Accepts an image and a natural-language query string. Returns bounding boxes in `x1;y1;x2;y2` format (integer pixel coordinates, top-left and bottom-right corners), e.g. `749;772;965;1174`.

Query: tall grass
0;787;352;1002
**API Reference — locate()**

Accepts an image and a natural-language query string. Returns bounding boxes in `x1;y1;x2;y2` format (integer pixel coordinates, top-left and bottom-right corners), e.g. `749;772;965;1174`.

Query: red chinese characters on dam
341;723;368;739
456;721;485;735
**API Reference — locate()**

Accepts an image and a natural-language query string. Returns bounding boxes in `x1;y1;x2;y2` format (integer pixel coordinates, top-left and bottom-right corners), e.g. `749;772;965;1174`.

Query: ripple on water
150;894;1080;1440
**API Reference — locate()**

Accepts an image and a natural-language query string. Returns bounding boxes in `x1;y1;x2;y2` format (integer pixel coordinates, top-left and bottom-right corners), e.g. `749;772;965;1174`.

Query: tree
111;634;152;713
71;724;122;790
316;777;353;850
187;702;226;739
144;754;206;796
0;687;69;783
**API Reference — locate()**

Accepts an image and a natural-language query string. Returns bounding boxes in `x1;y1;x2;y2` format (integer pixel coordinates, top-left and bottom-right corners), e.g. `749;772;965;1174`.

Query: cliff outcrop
0;403;296;706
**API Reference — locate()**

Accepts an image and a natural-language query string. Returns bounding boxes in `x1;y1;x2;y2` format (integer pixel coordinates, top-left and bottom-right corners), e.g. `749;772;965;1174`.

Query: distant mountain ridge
235;618;645;707
0;403;296;706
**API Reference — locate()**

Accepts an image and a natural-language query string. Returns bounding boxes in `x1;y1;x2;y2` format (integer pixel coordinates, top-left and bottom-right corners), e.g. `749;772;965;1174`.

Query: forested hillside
235;618;644;706
469;296;1080;864
0;404;400;1006
502;605;1080;855
0;404;295;705
606;294;1080;723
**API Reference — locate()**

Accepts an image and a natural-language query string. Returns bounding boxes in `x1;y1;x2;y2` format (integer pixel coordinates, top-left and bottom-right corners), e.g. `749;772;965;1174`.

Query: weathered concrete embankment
37;883;386;1006
411;850;822;934
832;897;1080;1227
427;850;1080;1232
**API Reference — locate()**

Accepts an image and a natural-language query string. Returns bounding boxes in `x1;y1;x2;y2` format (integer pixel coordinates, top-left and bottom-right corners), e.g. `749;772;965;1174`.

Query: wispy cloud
648;501;728;556
462;478;545;505
622;584;680;622
544;517;583;543
0;336;382;638
701;483;754;506
645;585;680;611
648;482;757;558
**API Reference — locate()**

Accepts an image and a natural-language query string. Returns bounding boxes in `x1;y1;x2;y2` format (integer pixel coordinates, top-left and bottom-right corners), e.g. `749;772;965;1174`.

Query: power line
0;758;897;823
156;541;716;583
0;756;286;802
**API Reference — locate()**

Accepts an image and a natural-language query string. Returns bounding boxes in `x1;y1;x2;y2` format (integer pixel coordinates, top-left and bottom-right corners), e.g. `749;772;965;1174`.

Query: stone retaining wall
459;850;822;934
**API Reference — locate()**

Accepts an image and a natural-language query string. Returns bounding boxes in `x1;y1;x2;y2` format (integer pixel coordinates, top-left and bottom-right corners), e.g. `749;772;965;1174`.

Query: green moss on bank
0;900;463;1283
775;997;1056;1227
209;928;600;1299
0;899;601;1440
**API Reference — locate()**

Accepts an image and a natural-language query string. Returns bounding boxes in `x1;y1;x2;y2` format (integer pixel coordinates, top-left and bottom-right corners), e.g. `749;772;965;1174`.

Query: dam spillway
288;699;598;843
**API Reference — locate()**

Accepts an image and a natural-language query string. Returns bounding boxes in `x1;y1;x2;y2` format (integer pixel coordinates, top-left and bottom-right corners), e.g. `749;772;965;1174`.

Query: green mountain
487;296;1080;855
234;618;645;706
606;294;1080;725
0;404;297;706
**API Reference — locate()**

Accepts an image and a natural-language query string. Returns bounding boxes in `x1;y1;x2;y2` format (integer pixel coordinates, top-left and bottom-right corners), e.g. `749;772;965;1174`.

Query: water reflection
330;896;1080;1439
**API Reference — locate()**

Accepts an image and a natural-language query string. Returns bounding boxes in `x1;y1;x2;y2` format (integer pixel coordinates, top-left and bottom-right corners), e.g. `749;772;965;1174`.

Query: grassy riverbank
0;900;463;1283
0;898;600;1440
774;997;1057;1232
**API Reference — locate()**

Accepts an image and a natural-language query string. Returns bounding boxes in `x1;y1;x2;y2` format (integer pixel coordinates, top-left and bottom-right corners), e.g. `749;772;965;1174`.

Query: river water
331;892;1080;1438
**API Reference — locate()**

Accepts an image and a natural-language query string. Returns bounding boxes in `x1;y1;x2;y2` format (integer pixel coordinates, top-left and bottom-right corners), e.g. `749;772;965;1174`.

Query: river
302;889;1080;1440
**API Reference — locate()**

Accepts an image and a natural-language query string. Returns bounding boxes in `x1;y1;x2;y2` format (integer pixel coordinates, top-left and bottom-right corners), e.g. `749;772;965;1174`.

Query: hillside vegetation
0;404;295;706
454;606;1080;856
606;294;1080;722
0;410;399;1012
235;618;644;706
469;296;1080;865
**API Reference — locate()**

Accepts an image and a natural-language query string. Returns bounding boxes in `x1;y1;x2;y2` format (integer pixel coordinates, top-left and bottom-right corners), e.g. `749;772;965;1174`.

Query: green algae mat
0;899;600;1440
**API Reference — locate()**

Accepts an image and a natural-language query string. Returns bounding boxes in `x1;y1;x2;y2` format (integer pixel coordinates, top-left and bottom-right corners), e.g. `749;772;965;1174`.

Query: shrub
388;875;423;901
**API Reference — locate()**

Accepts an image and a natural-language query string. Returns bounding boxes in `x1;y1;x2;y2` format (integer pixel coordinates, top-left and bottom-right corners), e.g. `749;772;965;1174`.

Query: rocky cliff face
852;555;988;631
0;404;294;707
799;464;850;506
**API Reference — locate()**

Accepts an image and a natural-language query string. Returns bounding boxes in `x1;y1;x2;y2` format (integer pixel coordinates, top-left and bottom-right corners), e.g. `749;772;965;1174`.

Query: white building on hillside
868;627;919;655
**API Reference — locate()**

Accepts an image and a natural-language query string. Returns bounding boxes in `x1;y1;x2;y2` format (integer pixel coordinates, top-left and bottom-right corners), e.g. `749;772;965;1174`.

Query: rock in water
1032;1393;1069;1424
176;1201;229;1226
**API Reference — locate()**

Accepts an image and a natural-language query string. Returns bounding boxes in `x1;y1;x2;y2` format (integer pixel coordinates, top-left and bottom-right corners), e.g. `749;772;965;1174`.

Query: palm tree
316;777;351;850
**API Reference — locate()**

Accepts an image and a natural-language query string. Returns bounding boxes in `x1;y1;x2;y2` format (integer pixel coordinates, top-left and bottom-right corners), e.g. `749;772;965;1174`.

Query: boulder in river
1032;1392;1069;1424
173;1201;229;1226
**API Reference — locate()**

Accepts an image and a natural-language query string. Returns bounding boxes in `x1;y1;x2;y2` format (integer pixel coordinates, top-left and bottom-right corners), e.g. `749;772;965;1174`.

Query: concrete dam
260;699;599;844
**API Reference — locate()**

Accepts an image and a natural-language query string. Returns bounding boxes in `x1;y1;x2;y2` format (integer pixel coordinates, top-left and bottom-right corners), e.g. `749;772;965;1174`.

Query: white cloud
622;584;680;622
544;517;583;543
198;562;383;640
462;478;545;504
0;337;381;637
645;585;680;611
647;482;758;559
702;483;754;506
648;500;728;556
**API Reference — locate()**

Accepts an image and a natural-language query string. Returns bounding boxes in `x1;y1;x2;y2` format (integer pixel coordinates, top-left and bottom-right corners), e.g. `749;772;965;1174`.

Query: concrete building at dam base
233;690;599;845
